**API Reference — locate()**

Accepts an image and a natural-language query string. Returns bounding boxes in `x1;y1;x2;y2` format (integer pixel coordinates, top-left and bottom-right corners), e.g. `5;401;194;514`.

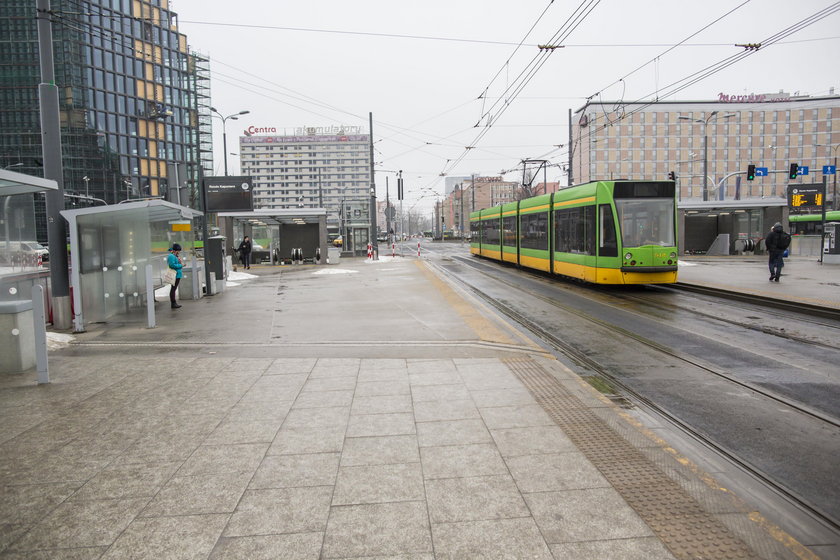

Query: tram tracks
434;254;840;533
622;284;840;352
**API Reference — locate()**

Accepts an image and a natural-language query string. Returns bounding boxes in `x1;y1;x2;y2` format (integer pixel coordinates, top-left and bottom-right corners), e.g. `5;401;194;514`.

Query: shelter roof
0;169;58;196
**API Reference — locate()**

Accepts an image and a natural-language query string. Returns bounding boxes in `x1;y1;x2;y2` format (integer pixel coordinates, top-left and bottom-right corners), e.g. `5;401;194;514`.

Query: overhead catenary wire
42;0;840;198
436;0;604;181
571;2;840;155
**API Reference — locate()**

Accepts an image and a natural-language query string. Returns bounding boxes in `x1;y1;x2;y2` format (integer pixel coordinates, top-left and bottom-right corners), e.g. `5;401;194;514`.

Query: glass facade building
0;0;211;241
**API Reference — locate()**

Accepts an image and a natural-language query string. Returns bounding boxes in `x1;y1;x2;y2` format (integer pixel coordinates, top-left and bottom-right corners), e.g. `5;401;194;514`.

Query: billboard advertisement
203;176;254;212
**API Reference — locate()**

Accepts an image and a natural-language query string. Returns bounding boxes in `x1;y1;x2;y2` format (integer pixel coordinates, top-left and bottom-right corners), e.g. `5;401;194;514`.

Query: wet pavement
0;251;835;559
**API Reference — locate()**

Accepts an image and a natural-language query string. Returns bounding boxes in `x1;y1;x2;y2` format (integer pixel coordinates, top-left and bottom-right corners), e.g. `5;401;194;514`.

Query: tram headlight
669;252;676;258
624;252;632;260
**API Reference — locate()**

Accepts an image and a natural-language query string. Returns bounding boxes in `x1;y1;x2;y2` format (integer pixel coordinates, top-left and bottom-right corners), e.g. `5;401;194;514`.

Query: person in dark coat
237;236;253;269
764;222;788;282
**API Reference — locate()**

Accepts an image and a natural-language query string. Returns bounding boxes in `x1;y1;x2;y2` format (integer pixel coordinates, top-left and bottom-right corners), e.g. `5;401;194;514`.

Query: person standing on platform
238;236;253;270
765;222;791;282
167;243;184;308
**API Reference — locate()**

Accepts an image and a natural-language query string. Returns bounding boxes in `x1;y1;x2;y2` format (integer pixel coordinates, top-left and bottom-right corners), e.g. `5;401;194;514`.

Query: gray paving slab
223;486;333;537
0;256;815;558
431;517;553;559
416;418;493;448
346;412;416;437
209;532;323;560
248;453;340;489
425;474;529;523
333;463;425;506
322;501;433;558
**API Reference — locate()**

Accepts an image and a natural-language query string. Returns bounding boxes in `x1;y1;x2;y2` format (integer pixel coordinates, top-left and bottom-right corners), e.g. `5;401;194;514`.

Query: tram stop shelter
1;170;57;374
0;169;57;304
678;198;790;256
61;199;202;332
217;208;329;265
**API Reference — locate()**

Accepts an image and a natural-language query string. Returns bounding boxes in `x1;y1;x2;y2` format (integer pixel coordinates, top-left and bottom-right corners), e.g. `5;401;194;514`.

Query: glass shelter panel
75;207;194;323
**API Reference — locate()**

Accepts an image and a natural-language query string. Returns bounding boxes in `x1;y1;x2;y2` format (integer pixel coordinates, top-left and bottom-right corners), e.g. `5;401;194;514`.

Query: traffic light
667;171;676;181
789;163;798;180
747;164;756;181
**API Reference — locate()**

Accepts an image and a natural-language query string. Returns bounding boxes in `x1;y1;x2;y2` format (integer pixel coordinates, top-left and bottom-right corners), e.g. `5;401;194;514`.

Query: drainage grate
504;357;761;560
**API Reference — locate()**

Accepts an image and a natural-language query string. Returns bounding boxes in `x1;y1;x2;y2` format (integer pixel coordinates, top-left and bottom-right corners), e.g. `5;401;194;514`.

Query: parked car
0;241;49;264
332;236;343;248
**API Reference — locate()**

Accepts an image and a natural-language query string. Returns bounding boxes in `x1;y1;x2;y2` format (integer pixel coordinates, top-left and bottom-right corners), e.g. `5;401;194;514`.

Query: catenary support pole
369;112;378;260
36;0;71;329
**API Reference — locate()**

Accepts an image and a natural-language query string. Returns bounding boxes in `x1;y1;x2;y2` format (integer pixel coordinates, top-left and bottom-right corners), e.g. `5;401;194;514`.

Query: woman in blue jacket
167;243;184;308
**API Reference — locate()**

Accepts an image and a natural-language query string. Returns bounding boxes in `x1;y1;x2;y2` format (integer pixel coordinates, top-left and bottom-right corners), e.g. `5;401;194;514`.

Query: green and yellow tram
470;180;678;285
788;210;840;235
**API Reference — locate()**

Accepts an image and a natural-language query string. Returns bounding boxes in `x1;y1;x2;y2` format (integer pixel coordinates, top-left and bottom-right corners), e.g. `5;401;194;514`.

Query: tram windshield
615;198;675;247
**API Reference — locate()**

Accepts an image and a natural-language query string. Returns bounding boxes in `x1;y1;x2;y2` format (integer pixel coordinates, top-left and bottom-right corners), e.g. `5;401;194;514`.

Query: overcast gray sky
172;0;840;211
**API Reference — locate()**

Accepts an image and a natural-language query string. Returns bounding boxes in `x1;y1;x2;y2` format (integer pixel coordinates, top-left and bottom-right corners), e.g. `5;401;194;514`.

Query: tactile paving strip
504;356;762;560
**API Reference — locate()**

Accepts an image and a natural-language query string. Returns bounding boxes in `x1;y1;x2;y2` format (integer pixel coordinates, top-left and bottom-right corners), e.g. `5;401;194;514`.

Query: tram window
554;206;595;255
583;206;595;255
520;213;548;250
599;204;618;257
503;216;517;246
482;218;500;244
615;198;675;247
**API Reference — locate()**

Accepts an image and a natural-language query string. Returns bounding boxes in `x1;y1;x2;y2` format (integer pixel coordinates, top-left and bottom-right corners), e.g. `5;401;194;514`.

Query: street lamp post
82;175;90;198
817;143;840;210
679;111;735;201
210;107;249;176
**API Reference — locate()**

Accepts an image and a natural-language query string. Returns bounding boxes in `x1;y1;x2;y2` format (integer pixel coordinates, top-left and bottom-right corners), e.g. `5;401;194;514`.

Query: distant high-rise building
240;127;371;227
0;0;211;239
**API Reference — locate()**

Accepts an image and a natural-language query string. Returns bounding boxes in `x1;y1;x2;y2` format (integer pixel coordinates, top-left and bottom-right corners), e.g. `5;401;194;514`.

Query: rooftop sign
717;92;790;103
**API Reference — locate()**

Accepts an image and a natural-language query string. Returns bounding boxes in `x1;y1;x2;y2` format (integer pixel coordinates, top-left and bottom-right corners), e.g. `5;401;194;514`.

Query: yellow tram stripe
520;203;551;213
554;196;596;208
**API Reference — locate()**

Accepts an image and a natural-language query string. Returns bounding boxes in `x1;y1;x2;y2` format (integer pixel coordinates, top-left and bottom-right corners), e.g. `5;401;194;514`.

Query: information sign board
202;176;254;212
786;184;825;213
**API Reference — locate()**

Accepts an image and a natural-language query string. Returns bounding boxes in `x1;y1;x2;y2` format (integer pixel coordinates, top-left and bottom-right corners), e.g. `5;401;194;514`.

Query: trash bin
328;247;341;264
179;265;204;300
0;300;35;373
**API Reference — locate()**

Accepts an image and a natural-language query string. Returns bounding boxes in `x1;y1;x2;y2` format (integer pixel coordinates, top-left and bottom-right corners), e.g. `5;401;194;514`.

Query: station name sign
203;176;254;212
786;184;825;213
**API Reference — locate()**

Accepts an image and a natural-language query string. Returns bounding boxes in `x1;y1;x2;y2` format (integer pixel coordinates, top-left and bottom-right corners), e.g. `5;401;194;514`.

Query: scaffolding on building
188;52;213;208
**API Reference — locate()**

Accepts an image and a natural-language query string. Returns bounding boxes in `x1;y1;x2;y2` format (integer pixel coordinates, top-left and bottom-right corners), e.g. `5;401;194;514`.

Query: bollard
392;243;395;257
367;242;372;260
33;284;49;384
145;264;156;329
417;241;421;258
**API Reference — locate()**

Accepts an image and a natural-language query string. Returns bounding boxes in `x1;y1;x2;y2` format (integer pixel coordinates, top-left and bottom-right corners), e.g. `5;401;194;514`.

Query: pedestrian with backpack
765;222;791;282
